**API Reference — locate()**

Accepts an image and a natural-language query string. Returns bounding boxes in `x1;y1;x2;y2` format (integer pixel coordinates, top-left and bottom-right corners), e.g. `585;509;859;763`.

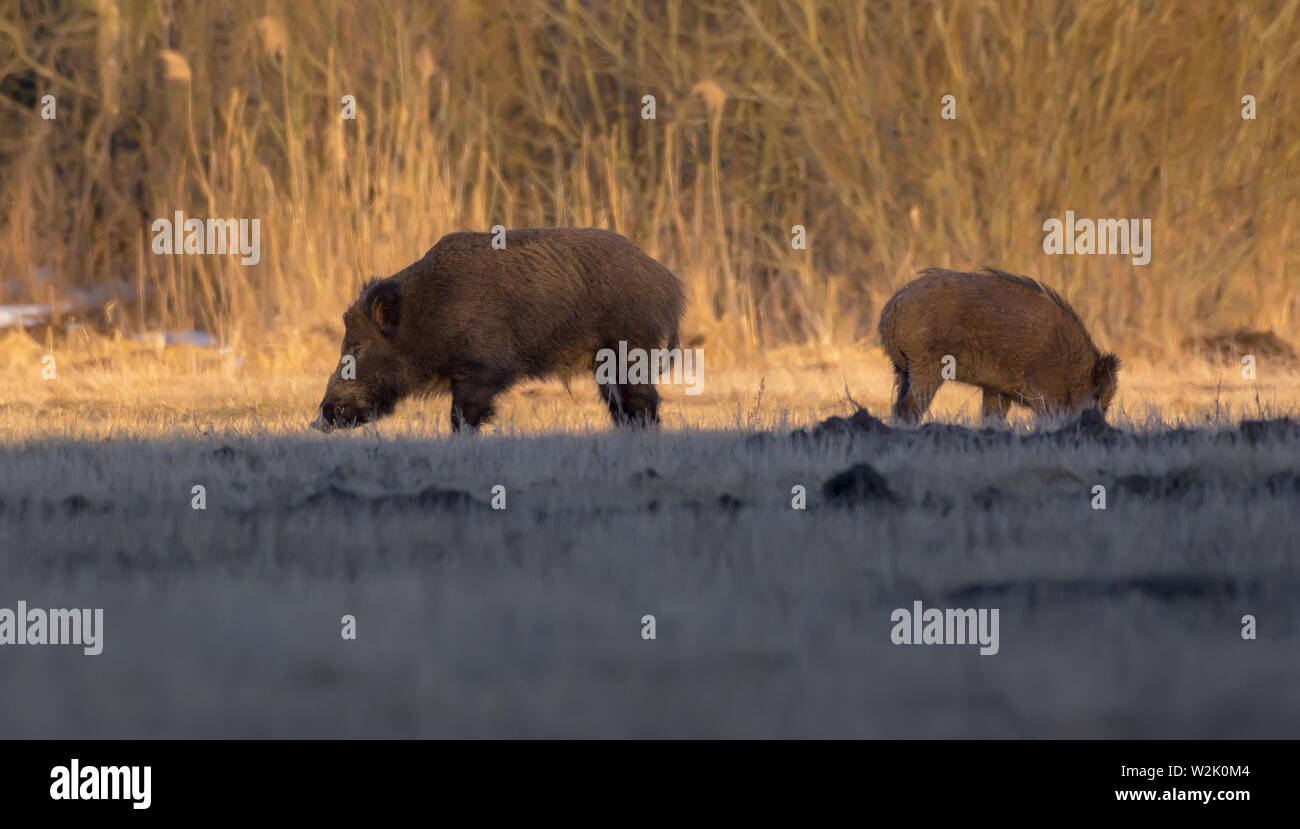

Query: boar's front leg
449;367;515;431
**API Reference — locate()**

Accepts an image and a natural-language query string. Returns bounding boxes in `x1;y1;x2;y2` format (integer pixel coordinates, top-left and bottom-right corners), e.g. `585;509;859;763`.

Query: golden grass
2;327;1296;442
2;0;1298;357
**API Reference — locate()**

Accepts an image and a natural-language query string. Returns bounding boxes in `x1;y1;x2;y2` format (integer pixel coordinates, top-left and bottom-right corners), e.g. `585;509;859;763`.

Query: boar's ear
365;280;401;338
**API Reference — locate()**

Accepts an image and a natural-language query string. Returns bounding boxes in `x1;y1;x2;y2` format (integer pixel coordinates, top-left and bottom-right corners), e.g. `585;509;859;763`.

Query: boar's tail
877;294;905;368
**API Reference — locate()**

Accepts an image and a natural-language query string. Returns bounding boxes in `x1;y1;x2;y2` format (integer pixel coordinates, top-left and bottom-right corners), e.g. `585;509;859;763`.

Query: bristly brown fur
881;267;1120;424
917;266;1097;349
314;228;686;432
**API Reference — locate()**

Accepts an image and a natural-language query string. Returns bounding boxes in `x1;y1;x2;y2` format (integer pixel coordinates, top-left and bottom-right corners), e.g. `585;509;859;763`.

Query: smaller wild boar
312;228;685;432
878;268;1120;424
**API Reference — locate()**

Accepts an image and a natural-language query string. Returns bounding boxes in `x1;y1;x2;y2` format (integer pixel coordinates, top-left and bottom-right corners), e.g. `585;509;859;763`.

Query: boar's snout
310;401;338;432
311;399;372;432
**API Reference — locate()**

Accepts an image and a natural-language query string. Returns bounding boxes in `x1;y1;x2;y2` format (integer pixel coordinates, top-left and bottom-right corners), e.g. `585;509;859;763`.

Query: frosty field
1;343;1297;738
3;0;1297;746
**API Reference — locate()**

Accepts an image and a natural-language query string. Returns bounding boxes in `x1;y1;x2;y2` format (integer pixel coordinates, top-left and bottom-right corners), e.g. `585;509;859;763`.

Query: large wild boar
312;228;685;431
878;267;1120;424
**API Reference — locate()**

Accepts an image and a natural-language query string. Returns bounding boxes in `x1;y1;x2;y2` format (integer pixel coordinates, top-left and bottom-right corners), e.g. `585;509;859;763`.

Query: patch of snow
132;330;222;349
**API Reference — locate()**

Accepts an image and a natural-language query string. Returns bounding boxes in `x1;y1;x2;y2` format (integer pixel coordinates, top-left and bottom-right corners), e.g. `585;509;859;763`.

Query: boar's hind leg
891;360;941;426
981;389;1009;421
598;380;660;427
450;369;515;431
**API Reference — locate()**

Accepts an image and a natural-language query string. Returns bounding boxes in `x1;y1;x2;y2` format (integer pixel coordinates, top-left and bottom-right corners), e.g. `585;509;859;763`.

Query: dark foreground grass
1;414;1297;737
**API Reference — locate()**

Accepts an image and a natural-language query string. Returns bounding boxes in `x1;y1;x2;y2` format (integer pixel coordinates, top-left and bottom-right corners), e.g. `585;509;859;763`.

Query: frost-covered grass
1;347;1298;737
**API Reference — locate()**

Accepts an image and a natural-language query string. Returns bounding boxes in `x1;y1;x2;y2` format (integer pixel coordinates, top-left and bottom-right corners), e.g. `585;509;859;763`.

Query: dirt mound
822;463;900;507
1183;328;1297;363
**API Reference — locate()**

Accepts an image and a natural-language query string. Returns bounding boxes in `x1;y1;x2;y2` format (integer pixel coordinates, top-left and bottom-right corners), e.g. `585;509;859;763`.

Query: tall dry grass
1;0;1297;359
